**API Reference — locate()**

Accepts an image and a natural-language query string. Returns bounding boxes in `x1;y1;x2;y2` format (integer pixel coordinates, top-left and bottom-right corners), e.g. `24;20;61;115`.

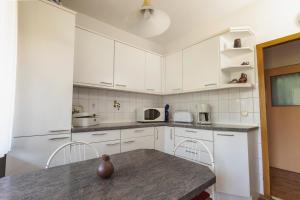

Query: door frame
256;32;300;198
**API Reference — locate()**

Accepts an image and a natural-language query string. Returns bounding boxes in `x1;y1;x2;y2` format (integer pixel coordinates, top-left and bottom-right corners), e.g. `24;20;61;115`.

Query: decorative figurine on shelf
165;104;169;122
234;38;242;48
97;154;114;179
229;73;248;84
241;61;250;66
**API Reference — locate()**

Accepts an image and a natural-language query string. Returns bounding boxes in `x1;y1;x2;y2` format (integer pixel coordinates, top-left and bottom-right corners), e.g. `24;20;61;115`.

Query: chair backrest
173;139;214;171
46;141;99;169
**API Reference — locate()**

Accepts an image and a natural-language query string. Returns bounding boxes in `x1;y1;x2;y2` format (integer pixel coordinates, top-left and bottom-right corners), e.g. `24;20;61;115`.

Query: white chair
174;139;215;200
46;141;100;169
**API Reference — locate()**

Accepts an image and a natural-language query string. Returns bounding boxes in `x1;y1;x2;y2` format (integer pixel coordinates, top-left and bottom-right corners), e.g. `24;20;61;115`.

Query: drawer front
175;127;213;141
121;136;154;152
121;127;154;139
72;130;120;143
87;140;121;159
174;136;213;165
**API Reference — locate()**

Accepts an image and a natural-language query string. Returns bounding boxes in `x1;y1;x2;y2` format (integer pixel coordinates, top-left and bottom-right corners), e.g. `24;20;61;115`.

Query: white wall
164;0;300;53
76;13;164;54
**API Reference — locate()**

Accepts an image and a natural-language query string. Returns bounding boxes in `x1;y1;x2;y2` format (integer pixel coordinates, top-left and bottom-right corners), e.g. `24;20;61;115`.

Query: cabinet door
165;51;183;93
183;37;219;91
214;131;251;197
10;134;71;168
164;127;175;155
74;27;114;88
114;42;145;91
145;53;162;93
154;127;165;152
121;136;154;153
89;140;121;158
15;1;75;137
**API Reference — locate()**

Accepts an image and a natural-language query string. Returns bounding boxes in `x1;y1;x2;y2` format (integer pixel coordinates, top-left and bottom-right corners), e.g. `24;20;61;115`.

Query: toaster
173;111;193;123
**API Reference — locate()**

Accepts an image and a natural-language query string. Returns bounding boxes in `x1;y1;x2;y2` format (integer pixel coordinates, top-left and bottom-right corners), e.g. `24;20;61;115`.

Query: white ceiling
62;0;258;45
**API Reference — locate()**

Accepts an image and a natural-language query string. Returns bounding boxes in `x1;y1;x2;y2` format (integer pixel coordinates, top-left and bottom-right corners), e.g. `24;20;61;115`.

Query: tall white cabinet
14;0;75;137
165;51;183;93
145;53;162;93
74;27;114;88
183;36;220;91
114;42;146;91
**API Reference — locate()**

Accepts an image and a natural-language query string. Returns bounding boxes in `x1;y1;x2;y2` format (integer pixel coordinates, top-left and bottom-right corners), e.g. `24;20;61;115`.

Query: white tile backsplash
73;86;163;123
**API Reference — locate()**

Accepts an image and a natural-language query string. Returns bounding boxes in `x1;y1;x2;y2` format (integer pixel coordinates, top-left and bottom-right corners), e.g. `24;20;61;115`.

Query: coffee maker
197;104;212;125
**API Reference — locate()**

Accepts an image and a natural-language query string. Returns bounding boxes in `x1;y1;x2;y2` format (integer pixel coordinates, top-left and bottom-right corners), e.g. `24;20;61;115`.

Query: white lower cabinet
214;131;255;199
154;126;175;155
121;136;154;152
89;140;121;158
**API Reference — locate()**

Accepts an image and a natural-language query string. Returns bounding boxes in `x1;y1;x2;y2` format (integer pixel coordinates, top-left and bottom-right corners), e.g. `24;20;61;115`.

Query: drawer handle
217;134;234;137
134;129;145;133
185;150;198;155
172;88;181;91
185;130;197;133
147;89;155;91
49;129;70;133
49;136;70;141
186;140;197;143
92;133;107;136
106;142;120;146
100;82;113;86
204;83;217;87
115;84;127;87
123;140;135;144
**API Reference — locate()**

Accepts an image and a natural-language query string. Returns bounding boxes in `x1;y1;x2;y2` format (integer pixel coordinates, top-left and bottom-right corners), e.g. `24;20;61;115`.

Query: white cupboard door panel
74;28;114;87
114;42;145;91
121;136;154;152
15;1;75;137
164;127;175;155
145;53;162;93
89;140;121;158
154;127;165;152
183;37;220;91
214;131;251;197
72;130;121;143
165;51;183;93
121;128;154;139
10;134;71;168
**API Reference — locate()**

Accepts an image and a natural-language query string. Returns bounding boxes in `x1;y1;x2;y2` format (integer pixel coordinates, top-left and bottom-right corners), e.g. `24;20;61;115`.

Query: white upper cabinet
114;42;146;91
165;51;183;93
145;53;162;93
74;27;114;88
183;36;220;91
14;0;75;137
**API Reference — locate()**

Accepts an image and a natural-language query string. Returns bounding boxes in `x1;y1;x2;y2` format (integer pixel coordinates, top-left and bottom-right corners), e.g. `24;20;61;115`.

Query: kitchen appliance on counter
173;111;193;123
197;104;212;125
72;112;100;127
136;108;165;122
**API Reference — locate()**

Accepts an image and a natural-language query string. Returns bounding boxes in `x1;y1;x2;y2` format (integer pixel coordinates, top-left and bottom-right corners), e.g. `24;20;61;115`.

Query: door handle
92;133;107;136
185;130;197;133
155;128;158;140
123;140;135;144
204;83;217;87
217;133;234;137
170;129;173;140
134;129;145;133
49;136;70;141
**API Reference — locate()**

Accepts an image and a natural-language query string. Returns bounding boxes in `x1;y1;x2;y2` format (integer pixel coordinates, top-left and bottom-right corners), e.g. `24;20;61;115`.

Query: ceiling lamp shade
126;0;170;38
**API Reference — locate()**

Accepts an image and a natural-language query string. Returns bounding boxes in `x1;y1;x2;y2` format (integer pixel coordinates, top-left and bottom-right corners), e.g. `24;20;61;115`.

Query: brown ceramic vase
97;154;114;179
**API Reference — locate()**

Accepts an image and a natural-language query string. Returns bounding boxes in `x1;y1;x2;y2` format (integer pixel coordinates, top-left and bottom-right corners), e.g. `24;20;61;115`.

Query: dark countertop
0;149;216;200
72;122;258;133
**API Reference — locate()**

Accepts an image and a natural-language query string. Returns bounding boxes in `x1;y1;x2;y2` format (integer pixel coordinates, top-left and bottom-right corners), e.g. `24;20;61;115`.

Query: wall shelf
221;65;253;72
220;83;253;89
221;47;253;56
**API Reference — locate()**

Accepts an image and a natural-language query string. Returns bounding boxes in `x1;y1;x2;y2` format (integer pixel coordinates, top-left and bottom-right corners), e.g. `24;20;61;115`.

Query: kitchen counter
72;122;258;133
0;149;216;200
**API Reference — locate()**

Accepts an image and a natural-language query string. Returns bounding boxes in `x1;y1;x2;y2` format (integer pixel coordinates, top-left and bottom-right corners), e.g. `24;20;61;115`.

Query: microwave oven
136;108;165;122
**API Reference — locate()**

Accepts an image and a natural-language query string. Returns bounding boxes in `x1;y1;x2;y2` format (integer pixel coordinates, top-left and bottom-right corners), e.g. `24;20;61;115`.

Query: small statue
234;38;242;48
229;73;248;84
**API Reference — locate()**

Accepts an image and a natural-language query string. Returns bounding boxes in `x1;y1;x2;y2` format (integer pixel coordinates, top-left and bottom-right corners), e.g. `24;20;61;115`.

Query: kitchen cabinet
9;134;71;168
214;131;253;198
120;128;154;152
14;0;75;137
114;42;146;91
74;27;114;88
154;127;175;155
183;36;220;91
145;53;162;93
165;51;183;93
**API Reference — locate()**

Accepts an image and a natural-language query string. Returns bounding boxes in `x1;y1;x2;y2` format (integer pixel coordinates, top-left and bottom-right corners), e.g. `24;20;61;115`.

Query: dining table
0;149;216;200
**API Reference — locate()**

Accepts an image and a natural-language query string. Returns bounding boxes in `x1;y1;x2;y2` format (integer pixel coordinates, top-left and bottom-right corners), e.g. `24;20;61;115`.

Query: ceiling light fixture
126;0;170;38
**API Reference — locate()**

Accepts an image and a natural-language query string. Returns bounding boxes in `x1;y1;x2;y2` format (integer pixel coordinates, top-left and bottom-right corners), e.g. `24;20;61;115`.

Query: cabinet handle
92;133;107;136
100;82;113;86
185;130;197;133
204;83;217;87
185;150;198;155
106;142;120;146
155;128;158;140
217;133;234;137
123;140;135;144
115;84;127;87
49;129;70;133
49;136;70;141
170;129;173;140
172;88;181;91
186;140;197;143
134;129;145;133
147;89;155;91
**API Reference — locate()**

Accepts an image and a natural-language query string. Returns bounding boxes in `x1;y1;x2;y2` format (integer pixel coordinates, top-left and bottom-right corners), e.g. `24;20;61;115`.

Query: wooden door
265;64;300;173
